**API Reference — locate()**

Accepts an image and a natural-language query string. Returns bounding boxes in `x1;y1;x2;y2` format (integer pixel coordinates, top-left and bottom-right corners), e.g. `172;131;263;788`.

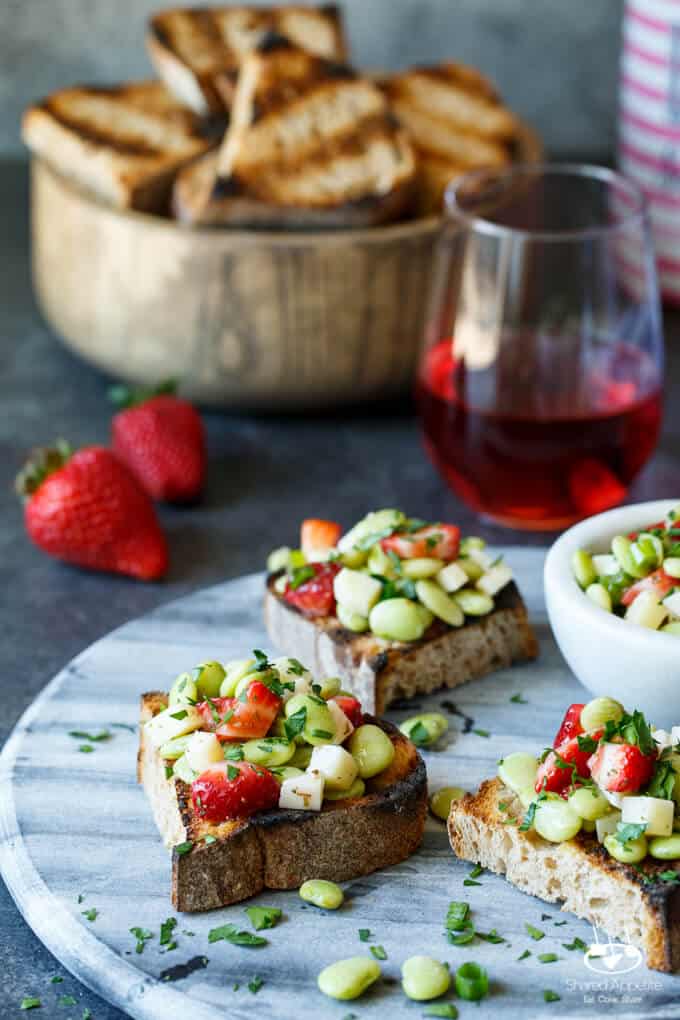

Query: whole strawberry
110;380;205;503
16;442;168;580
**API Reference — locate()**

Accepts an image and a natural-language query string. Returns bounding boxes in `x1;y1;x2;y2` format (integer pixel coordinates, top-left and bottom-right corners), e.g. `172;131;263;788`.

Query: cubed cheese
663;591;680;618
621;796;674;837
592;554;619;577
185;731;223;773
333;568;383;619
327;698;354;744
309;745;358;790
271;656;312;701
278;769;324;811
476;562;513;597
436;562;468;594
144;705;203;748
626;591;668;630
595;810;621;843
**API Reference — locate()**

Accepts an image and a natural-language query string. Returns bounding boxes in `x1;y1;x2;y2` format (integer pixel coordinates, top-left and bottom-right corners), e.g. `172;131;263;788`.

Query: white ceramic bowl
544;499;680;724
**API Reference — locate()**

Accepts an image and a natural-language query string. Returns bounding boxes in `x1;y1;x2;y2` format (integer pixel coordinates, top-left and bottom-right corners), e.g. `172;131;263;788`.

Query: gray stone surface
2;0;623;158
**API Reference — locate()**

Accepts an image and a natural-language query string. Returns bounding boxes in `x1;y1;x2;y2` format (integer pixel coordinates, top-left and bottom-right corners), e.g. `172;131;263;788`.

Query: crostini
264;510;538;713
449;696;680;971
139;651;427;911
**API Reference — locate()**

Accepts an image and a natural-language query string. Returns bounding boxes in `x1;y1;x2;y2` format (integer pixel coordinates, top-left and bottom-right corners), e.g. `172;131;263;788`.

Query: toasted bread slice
147;5;348;114
382;62;521;216
22;81;214;212
139;692;427;911
449;777;680;972
264;579;537;715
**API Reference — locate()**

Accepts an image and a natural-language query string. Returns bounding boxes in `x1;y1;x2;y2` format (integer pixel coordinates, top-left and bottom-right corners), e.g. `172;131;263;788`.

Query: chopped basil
206;699;221;725
476;929;504;944
77;894;84;904
288;566;316;590
203;834;217;845
517;949;531;961
253;649;270;669
222;710;235;723
287;658;306;676
175;841;193;855
160;917;177;946
538;953;558;963
225;745;244;761
543;990;560;1002
227;765;240;781
50;977;63;984
576;734;598;754
83;1010;93;1020
68;729;111;742
130;927;153;953
659;870;680;884
208;924;267;947
646;759;676;800
58;995;77;1006
170;710;188;721
463;879;482;887
20;999;41;1010
165;765;174;780
248;976;264;994
78;745;94;754
354;527;395;551
370;945;387;960
615;822;647;848
81;908;98;922
284;706;307;742
245;906;282;931
525;923;545;941
472;729;490;738
445;901;469;929
408;720;431;746
468;864;483;878
424;1005;458;1018
510;693;527;704
358;928;371;942
311;729;333;740
448;928;475;946
554;920;567;926
563;937;587;951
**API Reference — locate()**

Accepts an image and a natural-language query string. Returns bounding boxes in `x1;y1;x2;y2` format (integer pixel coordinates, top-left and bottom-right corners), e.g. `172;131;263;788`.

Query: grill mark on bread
40;98;164;157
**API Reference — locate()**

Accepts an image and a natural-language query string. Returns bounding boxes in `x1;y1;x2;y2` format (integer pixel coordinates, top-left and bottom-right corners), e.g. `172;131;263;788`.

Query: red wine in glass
417;335;663;530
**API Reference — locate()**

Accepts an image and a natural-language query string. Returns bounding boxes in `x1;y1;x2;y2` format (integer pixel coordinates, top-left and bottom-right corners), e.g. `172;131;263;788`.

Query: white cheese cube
592;554;619;577
476;562;513;597
436;562;468;594
621;796;674;836
663;592;680;618
467;547;495;570
144;705;203;749
278;769;324;811
327;698;354;745
653;729;672;751
185;731;223;774
671;726;680;746
271;657;312;701
333;568;383;619
309;745;358;791
626;590;668;630
595;810;621;843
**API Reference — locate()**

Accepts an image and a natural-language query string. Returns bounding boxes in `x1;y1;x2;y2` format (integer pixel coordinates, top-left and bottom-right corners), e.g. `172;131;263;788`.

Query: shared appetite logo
582;926;642;975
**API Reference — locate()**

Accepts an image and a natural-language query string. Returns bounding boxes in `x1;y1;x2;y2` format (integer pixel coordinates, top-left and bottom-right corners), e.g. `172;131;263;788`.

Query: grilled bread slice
22;81;214;212
139;692;427;911
147;4;348;114
449;777;680;972
265;578;537;715
174;39;416;228
383;63;520;216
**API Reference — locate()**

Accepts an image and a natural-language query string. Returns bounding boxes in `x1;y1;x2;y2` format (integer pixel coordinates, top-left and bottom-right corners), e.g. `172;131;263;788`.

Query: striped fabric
619;0;680;303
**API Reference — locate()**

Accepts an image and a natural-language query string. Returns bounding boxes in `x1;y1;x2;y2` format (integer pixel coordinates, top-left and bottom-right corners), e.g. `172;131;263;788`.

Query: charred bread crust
264;575;538;714
139;694;427;912
448;777;680;972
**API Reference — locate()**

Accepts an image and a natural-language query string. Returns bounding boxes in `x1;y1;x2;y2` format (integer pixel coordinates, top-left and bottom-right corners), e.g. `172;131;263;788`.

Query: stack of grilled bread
22;4;534;225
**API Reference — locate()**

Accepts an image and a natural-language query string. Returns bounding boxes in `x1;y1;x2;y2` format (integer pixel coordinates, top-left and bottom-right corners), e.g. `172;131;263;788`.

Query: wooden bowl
30;123;541;410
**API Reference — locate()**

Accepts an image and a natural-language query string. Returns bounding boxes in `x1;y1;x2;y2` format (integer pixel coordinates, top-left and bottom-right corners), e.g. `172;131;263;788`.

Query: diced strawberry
197;681;281;741
381;524;460;562
191;761;279;822
588;741;656;794
628;522;665;541
535;732;601;794
553;703;585;748
300;518;342;556
283;561;340;618
621;568;676;607
332;695;364;729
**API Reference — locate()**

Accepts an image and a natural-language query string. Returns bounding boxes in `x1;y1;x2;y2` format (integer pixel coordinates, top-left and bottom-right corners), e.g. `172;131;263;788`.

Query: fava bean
169;673;198;706
580;697;624;732
568;786;611;821
317;676;342;700
219;658;255;697
429;787;464;821
288;744;314;769
172;754;197;785
369;598;427;642
241;737;295;767
337;603;369;633
571;549;597;589
349;725;395;778
415;579;464;627
457;558;484;582
402;558;445;580
400;713;448;748
159;734;193;760
193;661;226;698
299;879;344;910
367;546;398;579
323;777;366;800
270;766;304;784
401;956;450;1001
585;582;612;613
452;589;494;616
604;833;648;864
612;535;646;579
317;957;381;1000
285;693;336;745
498;752;538;795
533;796;582;842
648;835;680;860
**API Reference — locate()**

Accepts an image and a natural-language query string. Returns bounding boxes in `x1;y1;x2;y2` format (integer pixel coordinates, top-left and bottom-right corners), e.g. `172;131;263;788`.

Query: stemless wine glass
416;164;664;530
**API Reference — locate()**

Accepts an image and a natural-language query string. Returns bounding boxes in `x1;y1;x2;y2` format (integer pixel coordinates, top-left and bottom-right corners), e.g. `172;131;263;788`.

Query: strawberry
191;761;279;822
300;518;342;558
553;703;585;748
110;381;205;503
381;523;460;561
198;681;281;741
283;561;340;618
588;741;656;794
621;568;676;607
332;695;364;729
16;443;167;580
535;734;597;794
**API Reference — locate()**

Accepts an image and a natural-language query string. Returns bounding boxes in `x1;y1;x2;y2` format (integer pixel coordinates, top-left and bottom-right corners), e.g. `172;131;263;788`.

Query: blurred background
2;0;622;159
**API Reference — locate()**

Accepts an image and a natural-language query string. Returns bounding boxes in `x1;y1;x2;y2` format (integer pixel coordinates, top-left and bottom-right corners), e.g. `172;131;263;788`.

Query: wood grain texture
29;120;540;410
2;553;679;1019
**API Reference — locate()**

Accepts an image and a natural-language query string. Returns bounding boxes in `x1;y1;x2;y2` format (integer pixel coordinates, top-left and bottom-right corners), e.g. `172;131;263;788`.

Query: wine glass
416;163;664;530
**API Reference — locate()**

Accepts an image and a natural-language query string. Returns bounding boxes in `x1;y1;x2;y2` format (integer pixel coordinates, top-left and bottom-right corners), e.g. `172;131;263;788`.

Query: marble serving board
1;550;679;1020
